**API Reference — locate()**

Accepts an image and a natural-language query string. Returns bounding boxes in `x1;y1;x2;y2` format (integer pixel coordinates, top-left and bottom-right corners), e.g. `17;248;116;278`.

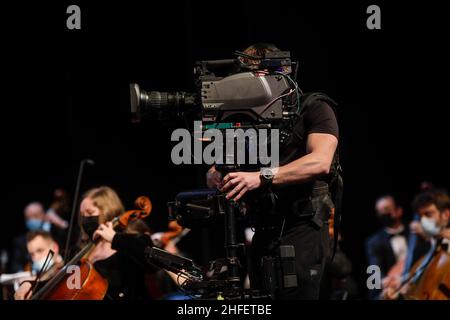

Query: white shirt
442;238;450;253
385;225;408;262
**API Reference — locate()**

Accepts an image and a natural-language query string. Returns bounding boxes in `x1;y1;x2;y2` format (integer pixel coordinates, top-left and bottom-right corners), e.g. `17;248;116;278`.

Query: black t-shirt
279;98;339;166
247;96;339;226
272;97;339;215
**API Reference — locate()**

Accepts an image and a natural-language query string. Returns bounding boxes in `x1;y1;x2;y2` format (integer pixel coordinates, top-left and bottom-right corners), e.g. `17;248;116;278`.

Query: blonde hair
78;186;151;245
81;186;124;223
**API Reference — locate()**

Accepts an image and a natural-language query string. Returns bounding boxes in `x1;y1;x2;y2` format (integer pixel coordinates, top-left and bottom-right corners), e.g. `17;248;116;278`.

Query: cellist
14;231;64;299
382;188;450;299
412;189;450;242
15;186;159;300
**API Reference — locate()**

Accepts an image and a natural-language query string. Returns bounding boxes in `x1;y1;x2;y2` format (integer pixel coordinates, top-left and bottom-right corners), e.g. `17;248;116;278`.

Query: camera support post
215;164;244;288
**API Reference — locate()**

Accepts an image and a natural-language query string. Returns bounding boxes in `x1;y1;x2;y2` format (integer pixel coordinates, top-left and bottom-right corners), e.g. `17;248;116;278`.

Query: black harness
287;92;343;261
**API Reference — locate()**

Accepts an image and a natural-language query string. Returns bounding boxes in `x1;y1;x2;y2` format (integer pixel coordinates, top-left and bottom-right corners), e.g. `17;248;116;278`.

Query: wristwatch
260;167;275;188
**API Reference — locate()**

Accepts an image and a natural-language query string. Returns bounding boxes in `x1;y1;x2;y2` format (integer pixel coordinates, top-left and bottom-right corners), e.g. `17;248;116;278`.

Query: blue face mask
420;216;441;236
26;219;44;231
32;256;54;273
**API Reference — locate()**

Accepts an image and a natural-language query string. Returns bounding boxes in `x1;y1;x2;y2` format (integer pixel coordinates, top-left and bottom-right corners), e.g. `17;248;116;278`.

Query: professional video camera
130;50;301;125
134;50;302;300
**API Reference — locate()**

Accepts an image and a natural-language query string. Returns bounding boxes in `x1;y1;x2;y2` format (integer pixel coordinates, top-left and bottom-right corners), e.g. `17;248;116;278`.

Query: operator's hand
93;221;116;243
220;172;261;202
206;166;222;189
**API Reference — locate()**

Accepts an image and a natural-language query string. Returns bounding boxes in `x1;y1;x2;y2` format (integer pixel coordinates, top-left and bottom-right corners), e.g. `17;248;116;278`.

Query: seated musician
366;195;430;299
382;188;450;299
14;231;64;300
10;201;67;273
15;186;159;300
411;188;450;242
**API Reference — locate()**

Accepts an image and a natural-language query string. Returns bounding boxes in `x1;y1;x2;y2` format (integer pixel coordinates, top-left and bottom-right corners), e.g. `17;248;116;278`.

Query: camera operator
207;43;339;300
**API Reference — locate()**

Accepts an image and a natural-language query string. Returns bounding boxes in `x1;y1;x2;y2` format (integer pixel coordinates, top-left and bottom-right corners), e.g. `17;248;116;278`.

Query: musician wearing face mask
381;189;450;300
15;186;159;300
78;186;159;300
14;231;63;300
10;202;67;273
412;189;450;247
366;195;429;299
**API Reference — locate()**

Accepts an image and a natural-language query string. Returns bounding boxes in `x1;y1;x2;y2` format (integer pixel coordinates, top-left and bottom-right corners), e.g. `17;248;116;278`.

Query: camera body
130;51;299;125
198;72;290;123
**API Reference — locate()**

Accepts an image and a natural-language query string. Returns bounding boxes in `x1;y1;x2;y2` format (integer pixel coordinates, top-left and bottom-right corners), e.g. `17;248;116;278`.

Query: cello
401;238;450;300
29;196;152;300
388;237;450;300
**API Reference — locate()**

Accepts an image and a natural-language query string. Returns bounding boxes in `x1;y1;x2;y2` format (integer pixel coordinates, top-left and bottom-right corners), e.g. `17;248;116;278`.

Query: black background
1;0;449;299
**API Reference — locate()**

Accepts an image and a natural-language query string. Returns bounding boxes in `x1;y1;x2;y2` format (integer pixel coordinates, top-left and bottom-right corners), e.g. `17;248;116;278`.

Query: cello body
43;260;108;300
403;245;450;300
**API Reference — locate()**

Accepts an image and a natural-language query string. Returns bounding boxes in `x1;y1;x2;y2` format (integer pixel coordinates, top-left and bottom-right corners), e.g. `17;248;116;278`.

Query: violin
30;196;152;300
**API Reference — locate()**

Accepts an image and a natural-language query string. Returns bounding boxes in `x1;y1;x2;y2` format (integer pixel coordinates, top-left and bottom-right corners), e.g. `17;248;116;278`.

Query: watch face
262;168;274;179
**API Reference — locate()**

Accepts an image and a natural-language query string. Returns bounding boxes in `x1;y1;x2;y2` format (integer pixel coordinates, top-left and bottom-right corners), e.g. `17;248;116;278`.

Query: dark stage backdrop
2;1;449;297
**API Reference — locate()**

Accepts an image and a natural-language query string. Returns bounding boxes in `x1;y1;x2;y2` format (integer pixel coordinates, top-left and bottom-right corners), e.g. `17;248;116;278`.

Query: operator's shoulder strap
300;92;343;261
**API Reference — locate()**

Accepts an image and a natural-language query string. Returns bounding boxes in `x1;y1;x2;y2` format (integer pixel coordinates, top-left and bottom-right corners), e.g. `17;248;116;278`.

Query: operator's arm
272;133;337;186
221;133;337;201
221;99;339;201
